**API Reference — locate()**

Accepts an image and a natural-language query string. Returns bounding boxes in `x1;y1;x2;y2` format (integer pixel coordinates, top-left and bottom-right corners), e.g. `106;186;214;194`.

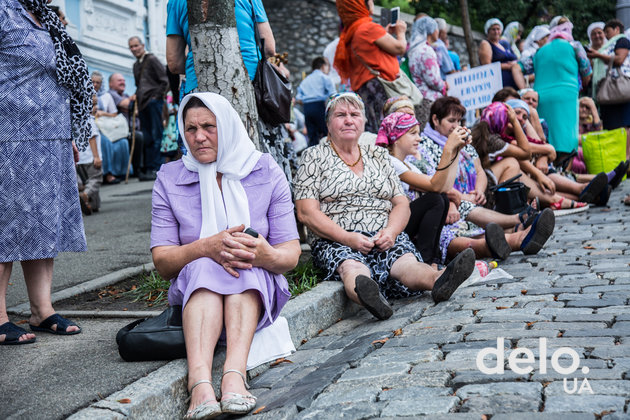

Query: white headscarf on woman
587;22;605;47
410;16;438;50
522;25;551;55
484;18;503;36
178;92;262;239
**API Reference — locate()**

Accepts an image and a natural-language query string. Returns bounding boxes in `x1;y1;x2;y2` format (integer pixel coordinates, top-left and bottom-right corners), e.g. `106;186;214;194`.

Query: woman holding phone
334;0;407;133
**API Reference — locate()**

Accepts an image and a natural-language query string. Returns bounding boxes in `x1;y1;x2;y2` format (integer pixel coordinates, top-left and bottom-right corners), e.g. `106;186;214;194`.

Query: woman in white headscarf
587;22;606;50
513;25;551;89
503;21;524;58
407;16;447;101
150;93;301;419
479;18;519;88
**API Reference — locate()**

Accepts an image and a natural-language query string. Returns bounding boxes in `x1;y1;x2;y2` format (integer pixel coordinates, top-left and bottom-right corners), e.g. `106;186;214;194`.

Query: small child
77;95;103;215
296;57;337;147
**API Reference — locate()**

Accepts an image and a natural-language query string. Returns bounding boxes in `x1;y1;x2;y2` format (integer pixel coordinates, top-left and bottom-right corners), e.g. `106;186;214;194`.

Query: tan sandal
220;369;257;415
184;379;221;420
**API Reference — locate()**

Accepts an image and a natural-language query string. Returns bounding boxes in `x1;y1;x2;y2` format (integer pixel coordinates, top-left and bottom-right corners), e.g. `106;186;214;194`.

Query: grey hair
325;94;366;124
90;70;103;80
435;18;449;32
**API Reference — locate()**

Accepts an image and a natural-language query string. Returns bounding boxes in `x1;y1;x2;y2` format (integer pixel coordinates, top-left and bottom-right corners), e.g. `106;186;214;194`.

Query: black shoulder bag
116;305;186;362
249;0;292;125
488;173;530;215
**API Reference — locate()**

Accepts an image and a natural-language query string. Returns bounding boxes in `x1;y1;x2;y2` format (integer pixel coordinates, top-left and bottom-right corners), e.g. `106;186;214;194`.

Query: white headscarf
522;25;551;54
484;18;503;35
549;16;563;28
178;92;262;239
587;22;605;47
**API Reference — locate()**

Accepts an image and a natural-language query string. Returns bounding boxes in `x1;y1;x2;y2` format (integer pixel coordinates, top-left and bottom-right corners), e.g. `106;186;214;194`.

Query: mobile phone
244;227;259;238
390;7;399;25
380;8;391;27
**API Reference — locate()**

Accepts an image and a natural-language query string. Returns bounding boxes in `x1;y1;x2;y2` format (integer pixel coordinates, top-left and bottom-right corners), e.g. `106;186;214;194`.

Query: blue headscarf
410;16;438;50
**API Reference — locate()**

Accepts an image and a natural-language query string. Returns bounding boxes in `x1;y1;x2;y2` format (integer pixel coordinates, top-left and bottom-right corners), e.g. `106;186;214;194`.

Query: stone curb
68;281;357;419
6;262;155;316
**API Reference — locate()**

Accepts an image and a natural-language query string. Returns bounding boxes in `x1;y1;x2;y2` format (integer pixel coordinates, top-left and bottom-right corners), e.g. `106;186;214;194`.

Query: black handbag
489;174;530;215
116;305;186;362
250;1;292;125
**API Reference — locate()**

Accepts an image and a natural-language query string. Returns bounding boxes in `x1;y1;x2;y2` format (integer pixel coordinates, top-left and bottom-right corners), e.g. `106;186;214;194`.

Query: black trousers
404;192;449;265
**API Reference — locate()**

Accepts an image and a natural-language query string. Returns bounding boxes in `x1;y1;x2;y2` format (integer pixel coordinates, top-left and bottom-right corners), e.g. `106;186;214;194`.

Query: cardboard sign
446;62;502;111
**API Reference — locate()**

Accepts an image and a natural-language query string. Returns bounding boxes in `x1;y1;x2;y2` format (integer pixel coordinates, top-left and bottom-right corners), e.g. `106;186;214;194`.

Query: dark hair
428;97;466;129
311;57;327;71
49;5;60;13
492;87;520;103
471;121;491;168
182;96;208;122
604;19;624;33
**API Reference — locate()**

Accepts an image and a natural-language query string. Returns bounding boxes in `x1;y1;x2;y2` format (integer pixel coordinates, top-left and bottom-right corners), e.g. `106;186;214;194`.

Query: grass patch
124;260;323;305
285;259;323;297
125;270;170;307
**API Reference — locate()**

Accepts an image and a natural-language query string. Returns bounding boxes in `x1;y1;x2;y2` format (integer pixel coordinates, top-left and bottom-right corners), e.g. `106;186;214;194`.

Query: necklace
329;140;362;167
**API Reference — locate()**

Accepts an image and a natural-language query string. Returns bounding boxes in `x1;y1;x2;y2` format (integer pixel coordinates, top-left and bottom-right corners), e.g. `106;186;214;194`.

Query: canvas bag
353;48;423;106
582;128;627;175
95;114;129;142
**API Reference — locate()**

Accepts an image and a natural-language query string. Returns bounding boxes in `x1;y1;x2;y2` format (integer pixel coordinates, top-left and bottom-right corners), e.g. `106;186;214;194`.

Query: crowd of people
2;0;630;419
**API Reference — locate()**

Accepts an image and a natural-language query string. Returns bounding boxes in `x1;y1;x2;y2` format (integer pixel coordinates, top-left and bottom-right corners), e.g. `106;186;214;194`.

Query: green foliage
125;270;170;306
285;259;323;297
376;0;617;44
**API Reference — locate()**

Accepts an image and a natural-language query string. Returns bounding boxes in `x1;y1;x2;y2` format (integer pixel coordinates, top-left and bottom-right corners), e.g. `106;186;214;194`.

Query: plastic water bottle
475;260;498;277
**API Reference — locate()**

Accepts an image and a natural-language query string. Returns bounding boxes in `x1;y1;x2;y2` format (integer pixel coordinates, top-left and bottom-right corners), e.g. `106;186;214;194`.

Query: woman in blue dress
0;0;93;344
479;18;519;89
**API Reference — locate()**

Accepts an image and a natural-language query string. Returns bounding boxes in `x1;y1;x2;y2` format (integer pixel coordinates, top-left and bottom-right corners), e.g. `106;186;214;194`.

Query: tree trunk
459;0;479;68
187;0;259;147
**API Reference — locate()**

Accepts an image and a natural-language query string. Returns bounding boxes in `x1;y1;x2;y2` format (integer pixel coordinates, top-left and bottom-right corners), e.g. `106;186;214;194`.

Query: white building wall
52;0;168;94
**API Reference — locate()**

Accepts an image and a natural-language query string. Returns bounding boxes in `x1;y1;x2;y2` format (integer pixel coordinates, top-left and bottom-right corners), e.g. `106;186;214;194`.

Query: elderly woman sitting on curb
294;93;476;321
150;93;300;419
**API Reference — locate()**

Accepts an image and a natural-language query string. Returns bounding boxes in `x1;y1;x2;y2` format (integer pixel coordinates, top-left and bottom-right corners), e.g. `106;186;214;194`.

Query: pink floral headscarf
480;102;509;137
375;112;418;146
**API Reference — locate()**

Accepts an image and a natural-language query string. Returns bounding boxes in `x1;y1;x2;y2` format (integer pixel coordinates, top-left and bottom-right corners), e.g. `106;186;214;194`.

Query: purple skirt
167;257;290;331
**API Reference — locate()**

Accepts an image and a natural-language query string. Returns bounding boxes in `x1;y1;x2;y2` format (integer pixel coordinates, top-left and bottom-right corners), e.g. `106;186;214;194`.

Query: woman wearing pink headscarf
533;18;592;163
472;102;590;212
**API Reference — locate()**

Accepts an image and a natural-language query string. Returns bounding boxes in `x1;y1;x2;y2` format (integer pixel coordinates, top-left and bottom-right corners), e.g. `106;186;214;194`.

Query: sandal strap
222;392;257;402
186;379;212;403
222;369;249;389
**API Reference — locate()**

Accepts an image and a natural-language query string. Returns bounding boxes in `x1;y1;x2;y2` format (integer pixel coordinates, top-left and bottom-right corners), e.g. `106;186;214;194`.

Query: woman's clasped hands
202;224;275;277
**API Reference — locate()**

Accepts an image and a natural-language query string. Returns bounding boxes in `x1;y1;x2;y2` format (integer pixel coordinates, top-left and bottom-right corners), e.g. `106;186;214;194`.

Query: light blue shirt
296;69;337;104
433;39;455;79
166;0;268;93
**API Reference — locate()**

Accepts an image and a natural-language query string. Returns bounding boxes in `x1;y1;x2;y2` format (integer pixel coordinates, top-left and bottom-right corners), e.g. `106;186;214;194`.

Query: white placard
446;62;502;111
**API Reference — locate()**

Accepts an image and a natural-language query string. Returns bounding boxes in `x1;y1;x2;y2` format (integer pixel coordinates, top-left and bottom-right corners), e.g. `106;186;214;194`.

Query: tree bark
459;0;479;68
187;0;259;147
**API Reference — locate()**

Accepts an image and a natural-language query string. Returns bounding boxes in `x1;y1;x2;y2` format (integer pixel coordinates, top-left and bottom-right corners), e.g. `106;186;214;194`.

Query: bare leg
183;289;223;413
0;262;36;343
447;237;491;259
21;258;79;332
490;157;521;183
548;173;585;196
518;171;569;207
336;259;372;305
467;207;520;230
389;253;440;291
221;290;261;400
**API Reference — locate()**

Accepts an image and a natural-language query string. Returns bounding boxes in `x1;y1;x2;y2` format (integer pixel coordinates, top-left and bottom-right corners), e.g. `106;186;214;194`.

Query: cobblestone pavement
245;185;630;419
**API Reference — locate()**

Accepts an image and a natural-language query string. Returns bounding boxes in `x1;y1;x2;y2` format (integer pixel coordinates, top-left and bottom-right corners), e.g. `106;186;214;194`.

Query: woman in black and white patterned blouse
294;92;475;321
